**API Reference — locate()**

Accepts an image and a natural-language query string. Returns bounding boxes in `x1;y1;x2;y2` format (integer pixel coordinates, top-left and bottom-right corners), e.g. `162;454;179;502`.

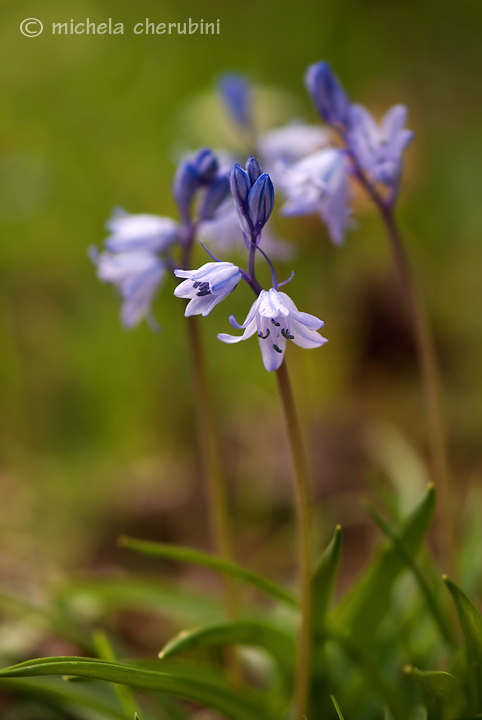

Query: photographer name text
21;18;220;38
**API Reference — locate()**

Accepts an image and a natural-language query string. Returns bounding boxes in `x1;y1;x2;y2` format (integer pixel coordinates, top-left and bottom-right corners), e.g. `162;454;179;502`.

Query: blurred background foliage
0;0;482;684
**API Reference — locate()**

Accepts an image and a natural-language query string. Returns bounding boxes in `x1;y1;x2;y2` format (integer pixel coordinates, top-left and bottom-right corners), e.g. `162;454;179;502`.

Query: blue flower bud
305;61;350;130
193;148;219;183
245;156;263;185
248;173;274;236
230;163;251;213
197;173;230;221
218;73;252;129
173;161;200;217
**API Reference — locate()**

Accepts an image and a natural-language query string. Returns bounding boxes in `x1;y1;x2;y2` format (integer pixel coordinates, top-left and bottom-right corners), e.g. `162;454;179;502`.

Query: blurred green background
0;0;481;616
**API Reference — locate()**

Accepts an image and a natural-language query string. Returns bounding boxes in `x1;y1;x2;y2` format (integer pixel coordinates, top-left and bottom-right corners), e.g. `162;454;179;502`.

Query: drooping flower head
347;104;414;187
277;148;351;246
174;261;242;317
230;157;275;240
91;209;180;328
105;209;179;253
305;61;351;131
218;72;252;130
258;122;331;170
92;247;165;329
218;288;327;372
93;148;232;330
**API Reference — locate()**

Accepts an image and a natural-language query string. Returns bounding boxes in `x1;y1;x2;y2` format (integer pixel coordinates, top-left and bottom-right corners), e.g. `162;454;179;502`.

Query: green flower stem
185;314;239;623
379;205;456;578
276;360;312;719
181;231;240;635
354;166;456;577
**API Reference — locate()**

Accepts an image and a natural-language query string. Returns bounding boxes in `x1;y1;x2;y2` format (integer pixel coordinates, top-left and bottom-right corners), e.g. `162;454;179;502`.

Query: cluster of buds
230;157;275;241
173;148;231;223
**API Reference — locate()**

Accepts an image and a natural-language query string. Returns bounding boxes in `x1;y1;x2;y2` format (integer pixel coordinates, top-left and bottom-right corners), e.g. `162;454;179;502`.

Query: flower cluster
172;157;327;371
92;61;414;372
91;148;231;329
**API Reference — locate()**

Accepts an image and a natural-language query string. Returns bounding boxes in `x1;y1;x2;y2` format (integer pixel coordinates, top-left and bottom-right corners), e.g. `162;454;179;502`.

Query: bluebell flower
105;209;179;252
174;261;242;317
258;122;330;169
347;104;414;187
218;288;327;372
277;148;351;246
218;73;252;130
305;61;351;130
92;248;165;328
91;209;179;328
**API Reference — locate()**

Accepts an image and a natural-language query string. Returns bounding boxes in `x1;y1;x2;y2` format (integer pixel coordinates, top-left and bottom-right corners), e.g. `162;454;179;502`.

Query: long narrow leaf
444;577;482;712
119;537;297;607
0;676;127;720
335;484;436;648
94;630;139;718
310;526;343;714
331;695;346;720
363;500;454;646
0;656;269;720
324;630;410;720
404;666;467;720
160;620;295;677
312;525;343;631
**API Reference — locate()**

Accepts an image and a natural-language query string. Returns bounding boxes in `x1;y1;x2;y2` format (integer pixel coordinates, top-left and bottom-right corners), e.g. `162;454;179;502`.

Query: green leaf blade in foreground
444;577;482;712
119;537;297;607
160;620;295;677
312;525;343;633
404;666;467;720
0;676;128;720
309;526;343;715
363;499;454;646
335;484;436;648
0;657;268;720
331;695;346;720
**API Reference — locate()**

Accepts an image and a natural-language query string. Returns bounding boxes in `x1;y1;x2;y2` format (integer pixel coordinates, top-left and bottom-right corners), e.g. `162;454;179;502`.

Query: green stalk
378;206;456;578
354;167;456;577
275;360;312;719
185;314;239;624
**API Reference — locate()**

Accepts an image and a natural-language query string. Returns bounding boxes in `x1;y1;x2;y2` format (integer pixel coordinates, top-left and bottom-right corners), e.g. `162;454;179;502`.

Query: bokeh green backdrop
0;0;481;589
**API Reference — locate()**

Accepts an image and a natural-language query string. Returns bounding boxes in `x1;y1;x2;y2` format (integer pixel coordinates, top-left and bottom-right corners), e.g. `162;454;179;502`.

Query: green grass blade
331;695;346;720
0;675;127;720
363;500;455;646
0;656;268;720
94;630;140;718
119;536;297;607
325;630;410;720
159;620;295;677
312;525;343;631
444;577;482;712
404;666;467;720
335;484;436;647
310;526;343;713
57;576;223;625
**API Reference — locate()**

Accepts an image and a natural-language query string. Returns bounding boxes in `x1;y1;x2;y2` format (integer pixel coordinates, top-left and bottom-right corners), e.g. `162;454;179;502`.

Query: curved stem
354;169;457;576
275;361;312;719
